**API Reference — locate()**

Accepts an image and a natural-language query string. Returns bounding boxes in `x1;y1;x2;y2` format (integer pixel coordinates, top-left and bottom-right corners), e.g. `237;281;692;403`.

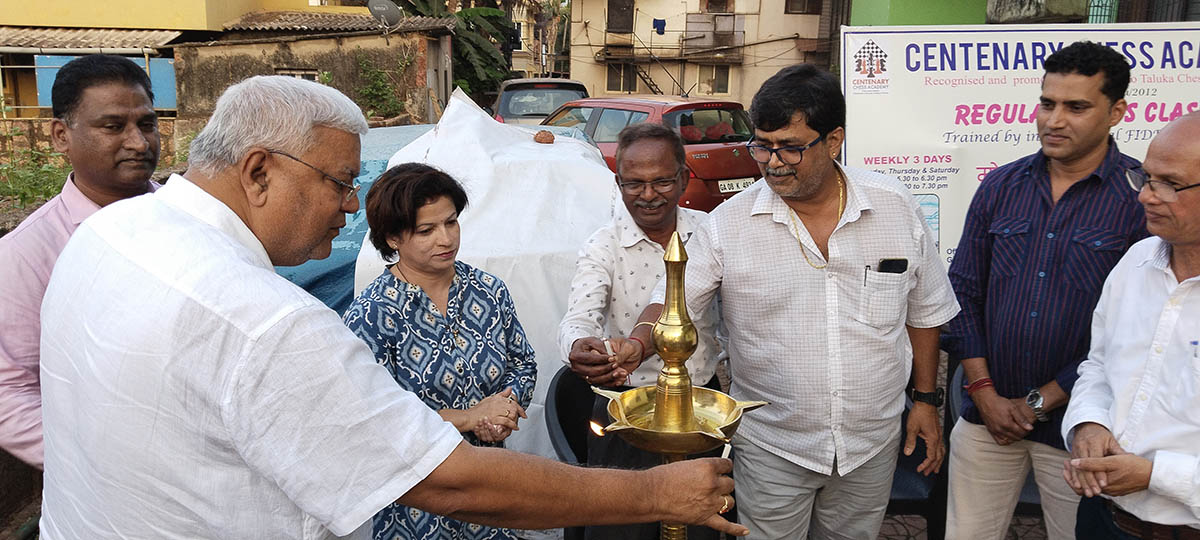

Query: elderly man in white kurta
36;75;748;540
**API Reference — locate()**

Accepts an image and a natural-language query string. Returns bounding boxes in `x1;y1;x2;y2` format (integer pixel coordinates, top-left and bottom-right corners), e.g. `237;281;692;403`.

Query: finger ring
719;495;729;514
585;376;590;382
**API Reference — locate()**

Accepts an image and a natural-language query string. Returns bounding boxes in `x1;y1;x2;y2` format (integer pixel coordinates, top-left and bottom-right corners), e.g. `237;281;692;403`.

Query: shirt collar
614;201;698;249
61;173;160;226
156;174;273;270
1025;136;1127;188
60;173;103;226
1138;237;1172;272
749;162;873;226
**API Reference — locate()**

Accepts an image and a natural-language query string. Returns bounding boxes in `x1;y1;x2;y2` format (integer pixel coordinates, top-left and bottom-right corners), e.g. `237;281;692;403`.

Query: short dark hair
615;123;686;174
366;163;469;261
749;64;844;135
52;55;154;122
1044;41;1130;104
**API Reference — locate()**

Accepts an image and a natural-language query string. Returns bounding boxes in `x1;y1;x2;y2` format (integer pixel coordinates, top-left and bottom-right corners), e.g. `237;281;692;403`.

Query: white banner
841;23;1200;265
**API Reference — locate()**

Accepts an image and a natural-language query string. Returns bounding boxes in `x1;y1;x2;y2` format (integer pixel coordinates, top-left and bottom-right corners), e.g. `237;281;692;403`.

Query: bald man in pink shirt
0;55;160;468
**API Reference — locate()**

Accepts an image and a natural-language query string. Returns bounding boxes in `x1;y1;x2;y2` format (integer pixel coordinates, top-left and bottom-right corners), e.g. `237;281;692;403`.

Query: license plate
717;177;756;193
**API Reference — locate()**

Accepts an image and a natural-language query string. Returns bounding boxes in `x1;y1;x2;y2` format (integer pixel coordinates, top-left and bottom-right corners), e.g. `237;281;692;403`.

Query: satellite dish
367;0;404;27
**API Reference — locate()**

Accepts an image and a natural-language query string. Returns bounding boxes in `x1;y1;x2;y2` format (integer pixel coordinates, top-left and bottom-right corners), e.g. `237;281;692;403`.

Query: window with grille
697;65;730;95
606;63;638;92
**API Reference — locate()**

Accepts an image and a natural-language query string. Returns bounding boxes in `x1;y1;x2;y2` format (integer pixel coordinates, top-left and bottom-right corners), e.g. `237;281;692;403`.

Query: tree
387;0;515;102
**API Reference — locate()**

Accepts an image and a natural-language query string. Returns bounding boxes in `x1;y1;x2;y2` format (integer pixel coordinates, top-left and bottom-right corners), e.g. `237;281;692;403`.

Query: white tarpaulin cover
353;89;619;468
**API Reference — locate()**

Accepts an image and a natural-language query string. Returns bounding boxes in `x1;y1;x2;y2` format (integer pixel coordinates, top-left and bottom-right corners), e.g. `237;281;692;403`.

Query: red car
541;96;761;212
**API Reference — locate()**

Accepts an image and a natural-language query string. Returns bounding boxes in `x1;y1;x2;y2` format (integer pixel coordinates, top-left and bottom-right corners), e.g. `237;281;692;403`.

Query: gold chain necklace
788;174;845;270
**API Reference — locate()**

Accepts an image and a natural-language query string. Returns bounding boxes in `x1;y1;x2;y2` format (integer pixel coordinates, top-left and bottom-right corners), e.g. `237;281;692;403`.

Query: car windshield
499;87;588;117
664;108;753;144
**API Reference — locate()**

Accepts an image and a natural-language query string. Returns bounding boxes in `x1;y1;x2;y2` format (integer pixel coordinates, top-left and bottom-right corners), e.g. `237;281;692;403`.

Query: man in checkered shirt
621;64;959;539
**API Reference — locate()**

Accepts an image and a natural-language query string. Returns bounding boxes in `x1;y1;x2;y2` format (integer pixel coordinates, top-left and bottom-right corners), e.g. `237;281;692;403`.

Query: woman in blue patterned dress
343;163;537;540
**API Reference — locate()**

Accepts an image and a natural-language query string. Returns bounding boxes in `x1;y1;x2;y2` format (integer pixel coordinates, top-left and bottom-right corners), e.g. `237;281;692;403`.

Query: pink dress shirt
0;175;153;468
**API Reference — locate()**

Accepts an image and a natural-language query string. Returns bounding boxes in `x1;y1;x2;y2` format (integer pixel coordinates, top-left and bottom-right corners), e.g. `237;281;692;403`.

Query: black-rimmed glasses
1126;167;1200;203
745;132;826;165
617;171;684;195
268;150;360;203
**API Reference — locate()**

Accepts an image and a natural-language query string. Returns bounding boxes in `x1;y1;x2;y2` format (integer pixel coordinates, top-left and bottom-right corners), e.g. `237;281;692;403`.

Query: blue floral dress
343;261;536;540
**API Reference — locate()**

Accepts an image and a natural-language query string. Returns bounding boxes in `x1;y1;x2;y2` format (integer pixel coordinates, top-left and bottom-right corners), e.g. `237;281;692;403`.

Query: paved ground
879;514;1048;540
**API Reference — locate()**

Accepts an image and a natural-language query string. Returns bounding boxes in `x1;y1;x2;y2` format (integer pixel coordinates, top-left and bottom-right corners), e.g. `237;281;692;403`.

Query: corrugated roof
224;11;455;33
0;26;181;49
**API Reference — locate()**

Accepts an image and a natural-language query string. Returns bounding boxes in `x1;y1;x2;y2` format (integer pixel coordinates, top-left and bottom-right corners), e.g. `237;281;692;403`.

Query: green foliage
0;143;70;208
356;53;408;118
453;7;514;99
386;0;514;102
175;129;199;165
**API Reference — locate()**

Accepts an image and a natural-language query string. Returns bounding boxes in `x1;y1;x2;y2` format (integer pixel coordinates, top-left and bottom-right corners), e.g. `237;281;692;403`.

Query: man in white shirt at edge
617;64;960;539
37;75;747;540
1062;112;1200;539
559;122;724;540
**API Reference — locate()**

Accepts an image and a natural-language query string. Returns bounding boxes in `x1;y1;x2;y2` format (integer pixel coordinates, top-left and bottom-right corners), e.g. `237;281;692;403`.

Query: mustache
120;153;158;163
633;199;666;209
765;166;796;176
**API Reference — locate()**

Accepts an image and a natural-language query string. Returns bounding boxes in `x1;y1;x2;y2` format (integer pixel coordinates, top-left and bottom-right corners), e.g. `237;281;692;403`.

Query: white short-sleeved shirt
652;164;959;475
38;175;462;540
558;204;722;387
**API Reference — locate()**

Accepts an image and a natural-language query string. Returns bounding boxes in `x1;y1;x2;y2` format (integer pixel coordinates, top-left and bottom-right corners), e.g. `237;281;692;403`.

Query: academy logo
853;40;887;78
849;39;890;95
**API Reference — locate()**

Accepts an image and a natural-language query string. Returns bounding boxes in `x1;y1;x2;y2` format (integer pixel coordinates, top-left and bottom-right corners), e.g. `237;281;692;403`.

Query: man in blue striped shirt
942;41;1148;540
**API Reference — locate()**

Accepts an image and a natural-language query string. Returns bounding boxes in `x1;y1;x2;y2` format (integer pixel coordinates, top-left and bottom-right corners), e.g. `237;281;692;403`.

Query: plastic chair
544;365;594;540
886;396;949;540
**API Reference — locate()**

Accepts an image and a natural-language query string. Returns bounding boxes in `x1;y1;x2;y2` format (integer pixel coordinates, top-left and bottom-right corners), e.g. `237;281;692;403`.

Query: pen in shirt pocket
1192;340;1199;359
864;265;871;286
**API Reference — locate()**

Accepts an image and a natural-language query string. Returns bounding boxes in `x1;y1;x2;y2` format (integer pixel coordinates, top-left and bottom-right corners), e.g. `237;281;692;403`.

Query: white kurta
39;175;462;540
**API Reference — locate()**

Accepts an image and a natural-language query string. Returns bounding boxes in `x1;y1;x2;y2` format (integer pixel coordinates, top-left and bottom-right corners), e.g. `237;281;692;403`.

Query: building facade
568;0;847;104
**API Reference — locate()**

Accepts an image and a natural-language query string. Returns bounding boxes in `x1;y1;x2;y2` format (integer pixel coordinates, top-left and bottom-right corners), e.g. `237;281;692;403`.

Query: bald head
1140;112;1200;249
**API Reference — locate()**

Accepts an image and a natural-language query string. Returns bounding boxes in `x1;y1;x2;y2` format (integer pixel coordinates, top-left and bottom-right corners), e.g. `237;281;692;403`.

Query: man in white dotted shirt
558;122;725;540
623;64;960;539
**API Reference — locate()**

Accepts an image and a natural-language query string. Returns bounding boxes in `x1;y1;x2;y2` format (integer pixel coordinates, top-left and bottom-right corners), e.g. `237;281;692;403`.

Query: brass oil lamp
593;231;765;540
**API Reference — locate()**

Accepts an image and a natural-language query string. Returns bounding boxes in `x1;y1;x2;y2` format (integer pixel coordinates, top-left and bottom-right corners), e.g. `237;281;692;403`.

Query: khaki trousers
732;433;899;540
946;420;1080;540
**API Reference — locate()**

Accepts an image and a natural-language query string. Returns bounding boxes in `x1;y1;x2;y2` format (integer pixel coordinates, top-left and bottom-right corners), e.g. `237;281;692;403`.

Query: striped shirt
942;139;1147;449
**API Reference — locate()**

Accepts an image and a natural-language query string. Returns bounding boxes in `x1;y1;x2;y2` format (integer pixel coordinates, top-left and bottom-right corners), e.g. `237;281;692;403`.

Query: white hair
188;75;369;173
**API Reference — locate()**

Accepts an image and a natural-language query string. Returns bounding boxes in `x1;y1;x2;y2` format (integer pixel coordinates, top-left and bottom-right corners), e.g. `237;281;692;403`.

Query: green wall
850;0;987;26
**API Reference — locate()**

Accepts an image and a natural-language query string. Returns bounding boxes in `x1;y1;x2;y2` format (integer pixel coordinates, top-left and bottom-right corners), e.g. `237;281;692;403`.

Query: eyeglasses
268;150;360;203
745;133;826;165
617;171;683;195
1126;167;1200;203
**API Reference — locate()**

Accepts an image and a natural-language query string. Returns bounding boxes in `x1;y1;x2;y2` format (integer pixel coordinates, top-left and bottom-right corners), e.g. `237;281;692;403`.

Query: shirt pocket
1064;227;1126;292
853;269;911;329
988;216;1031;278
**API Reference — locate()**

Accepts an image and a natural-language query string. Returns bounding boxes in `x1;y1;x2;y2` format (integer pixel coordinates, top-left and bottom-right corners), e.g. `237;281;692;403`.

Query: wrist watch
1026;388;1049;422
910;387;944;407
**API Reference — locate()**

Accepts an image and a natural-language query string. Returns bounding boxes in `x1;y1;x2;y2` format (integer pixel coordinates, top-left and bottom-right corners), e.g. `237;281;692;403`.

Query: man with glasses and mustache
941;41;1147;540
559;122;725;540
0;54;160;470
617;64;959;539
1061;112;1200;540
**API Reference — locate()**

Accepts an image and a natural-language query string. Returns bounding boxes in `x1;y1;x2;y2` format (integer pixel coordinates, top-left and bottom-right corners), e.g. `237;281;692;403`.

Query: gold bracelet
633;321;655;332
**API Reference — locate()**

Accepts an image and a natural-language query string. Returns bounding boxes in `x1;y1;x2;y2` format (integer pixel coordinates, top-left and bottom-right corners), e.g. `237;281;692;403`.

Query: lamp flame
589;420;605;437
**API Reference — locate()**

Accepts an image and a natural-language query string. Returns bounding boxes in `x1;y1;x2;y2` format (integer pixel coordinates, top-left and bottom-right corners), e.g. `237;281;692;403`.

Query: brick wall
0;117;180;169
